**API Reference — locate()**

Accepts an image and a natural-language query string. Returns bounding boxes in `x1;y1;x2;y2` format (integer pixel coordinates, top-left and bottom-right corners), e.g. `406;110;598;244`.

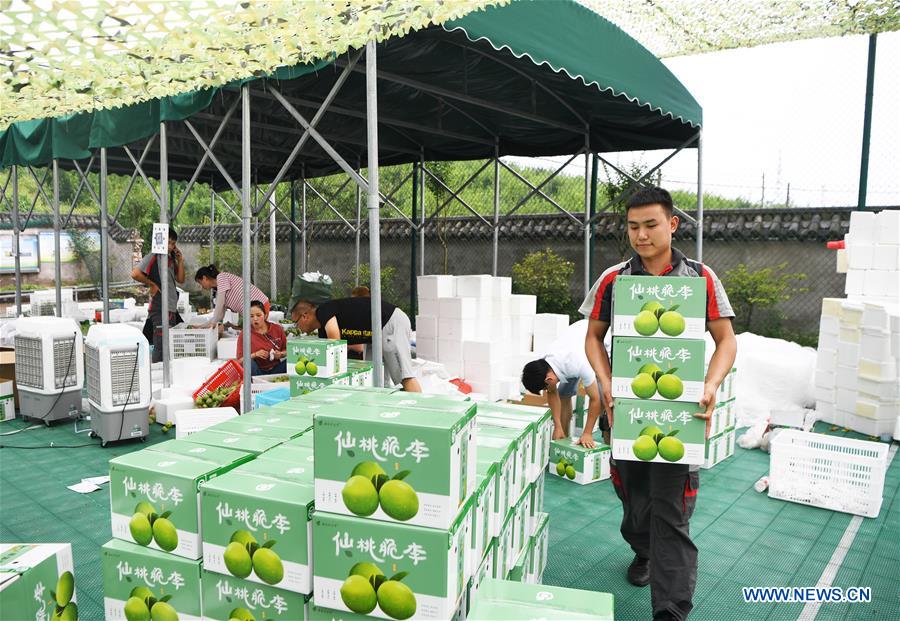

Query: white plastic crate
768;430;888;518
168;326;217;360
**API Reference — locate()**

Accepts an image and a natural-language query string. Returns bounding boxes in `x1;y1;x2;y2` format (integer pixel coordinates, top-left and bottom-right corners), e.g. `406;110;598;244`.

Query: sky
511;31;900;208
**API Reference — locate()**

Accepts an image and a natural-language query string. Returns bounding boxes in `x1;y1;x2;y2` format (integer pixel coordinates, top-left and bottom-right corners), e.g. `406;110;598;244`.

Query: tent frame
3;40;703;410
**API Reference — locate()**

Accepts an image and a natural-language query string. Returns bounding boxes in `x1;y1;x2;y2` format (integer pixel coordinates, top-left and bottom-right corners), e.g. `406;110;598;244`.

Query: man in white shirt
521;347;603;448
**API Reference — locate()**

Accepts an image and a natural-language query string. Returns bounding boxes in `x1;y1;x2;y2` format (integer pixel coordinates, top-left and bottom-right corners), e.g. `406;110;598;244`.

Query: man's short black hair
521;359;552;395
626;186;674;216
169;228;178;241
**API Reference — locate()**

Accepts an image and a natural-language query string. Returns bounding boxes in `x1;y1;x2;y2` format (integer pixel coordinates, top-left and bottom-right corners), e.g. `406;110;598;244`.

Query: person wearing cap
290;282;422;392
131;227;185;362
521;346;604;447
194;264;269;329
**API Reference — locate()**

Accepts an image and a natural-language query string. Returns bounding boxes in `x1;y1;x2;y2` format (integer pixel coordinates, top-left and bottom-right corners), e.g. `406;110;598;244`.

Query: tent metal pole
857;33;877;209
290;180;296;286
583;145;590;296
269;192;277;300
366;40;384;388
301;169;307;273
493;146;500;277
355;162;362;285
100;148;111;323
210;187;216;308
241;84;253;412
253;184;259;284
589;153;598;286
696;131;704;261
12;166;22;316
159;123;171;388
410;162;418;321
52;159;62;316
419;152;425;276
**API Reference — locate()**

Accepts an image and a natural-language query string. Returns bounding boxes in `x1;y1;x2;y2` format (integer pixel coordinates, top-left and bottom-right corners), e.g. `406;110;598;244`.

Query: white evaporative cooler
14;317;84;424
84;323;151;446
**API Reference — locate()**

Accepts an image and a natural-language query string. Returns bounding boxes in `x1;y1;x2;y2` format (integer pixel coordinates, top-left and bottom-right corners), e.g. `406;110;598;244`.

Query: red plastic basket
192;359;244;408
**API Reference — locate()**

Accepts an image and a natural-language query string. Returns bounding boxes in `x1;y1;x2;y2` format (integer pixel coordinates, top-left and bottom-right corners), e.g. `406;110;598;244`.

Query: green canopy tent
1;0;702;403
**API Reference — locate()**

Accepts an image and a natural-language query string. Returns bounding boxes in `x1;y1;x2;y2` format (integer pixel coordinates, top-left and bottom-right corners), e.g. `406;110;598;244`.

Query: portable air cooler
84;324;151;446
14;317;84;424
28;288;75;317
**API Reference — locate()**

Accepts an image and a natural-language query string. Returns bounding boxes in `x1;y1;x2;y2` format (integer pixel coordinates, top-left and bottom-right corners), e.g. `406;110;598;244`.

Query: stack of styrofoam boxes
531;313;571;356
815;297;899;437
843;210;900;302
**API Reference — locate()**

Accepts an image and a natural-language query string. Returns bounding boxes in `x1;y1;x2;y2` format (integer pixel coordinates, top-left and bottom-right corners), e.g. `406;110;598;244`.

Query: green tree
722;262;808;333
511;249;577;318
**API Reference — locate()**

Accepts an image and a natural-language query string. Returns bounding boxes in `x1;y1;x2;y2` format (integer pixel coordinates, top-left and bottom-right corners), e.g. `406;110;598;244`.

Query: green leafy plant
344;263;399;305
723;262;808;334
511;248;577;318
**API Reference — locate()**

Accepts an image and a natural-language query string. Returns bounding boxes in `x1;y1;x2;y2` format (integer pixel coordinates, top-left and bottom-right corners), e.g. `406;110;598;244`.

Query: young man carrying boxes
581;187;737;621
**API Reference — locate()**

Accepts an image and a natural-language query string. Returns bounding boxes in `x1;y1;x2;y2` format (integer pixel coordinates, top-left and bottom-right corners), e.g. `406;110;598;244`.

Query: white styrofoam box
439;338;464;362
174;406;239;438
818;315;840;335
860;329;892;361
510;315;535;335
416;337;438;361
814;369;835;389
894;332;900;358
841;300;865;323
463;360;500;383
845;412;896;437
443;360;463;378
217;337;238;360
821;298;843;317
463;340;508;364
416;298;439;319
169;357;220;391
848;243;875;270
153;388;196;425
865;270;900;299
439;297;477;319
858;357;898;381
815;400;835;424
492;277;512;298
818;331;839;351
875;209;900;245
848;210;876;242
836;248;848;274
268;310;284;323
839;325;861;344
491;295;511;318
858;376;900;402
416;315;438;339
467;380;506;402
837;341;860;368
509;294;537;316
835;365;858;391
438;317;478;341
532;333;556;357
816;347;837;374
844;269;864;296
532;314;569;336
862;302;893;331
418;275;457;299
478;297;494;319
489;316;513;340
505;352;536;378
836;388;857;413
456;275;493;298
874;245;900;271
895;415;900;441
510;331;533;354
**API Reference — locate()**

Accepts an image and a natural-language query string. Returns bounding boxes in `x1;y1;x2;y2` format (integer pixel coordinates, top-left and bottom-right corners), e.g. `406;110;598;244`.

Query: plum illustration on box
613;275;707;339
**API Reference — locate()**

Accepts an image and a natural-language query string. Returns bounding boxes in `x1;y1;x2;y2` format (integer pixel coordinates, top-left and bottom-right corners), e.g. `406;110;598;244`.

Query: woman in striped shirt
194;264;269;328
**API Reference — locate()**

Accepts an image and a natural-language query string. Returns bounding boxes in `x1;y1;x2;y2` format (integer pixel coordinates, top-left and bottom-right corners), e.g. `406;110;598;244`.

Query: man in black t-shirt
290;296;422;392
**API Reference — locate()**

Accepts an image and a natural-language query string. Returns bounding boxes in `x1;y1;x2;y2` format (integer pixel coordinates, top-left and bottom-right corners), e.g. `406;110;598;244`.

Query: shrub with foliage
511;249;578;318
723;262;808;334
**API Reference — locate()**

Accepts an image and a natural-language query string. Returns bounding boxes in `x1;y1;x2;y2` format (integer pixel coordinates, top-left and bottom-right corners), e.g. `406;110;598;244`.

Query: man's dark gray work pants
610;459;700;621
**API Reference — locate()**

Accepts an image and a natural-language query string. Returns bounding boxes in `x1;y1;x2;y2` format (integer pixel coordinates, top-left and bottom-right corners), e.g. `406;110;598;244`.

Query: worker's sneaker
627;555;650;587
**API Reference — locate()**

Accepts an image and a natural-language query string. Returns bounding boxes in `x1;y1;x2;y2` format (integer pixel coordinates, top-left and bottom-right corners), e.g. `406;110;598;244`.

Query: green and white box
548;435;610;485
468;578;614;621
612;336;706;402
528;513;549;584
0;381;14;422
478;402;552;483
530;474;545;521
109;450;240;559
470;467;496;578
495;510;516;579
308;603;373;620
182;429;286;455
511;485;533;560
201;470;315;594
612;398;707;465
476;426;527;501
239;409;315;432
0;543;76;621
101;539;202;620
476;447;514;538
212;418;306;441
347;360;375;387
507;546;529;583
312;507;471;620
613;275;707;340
202;570;308;621
145;438;255;464
477;418;533;493
288;337;348;378
291;372;353;397
314;402;476;530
